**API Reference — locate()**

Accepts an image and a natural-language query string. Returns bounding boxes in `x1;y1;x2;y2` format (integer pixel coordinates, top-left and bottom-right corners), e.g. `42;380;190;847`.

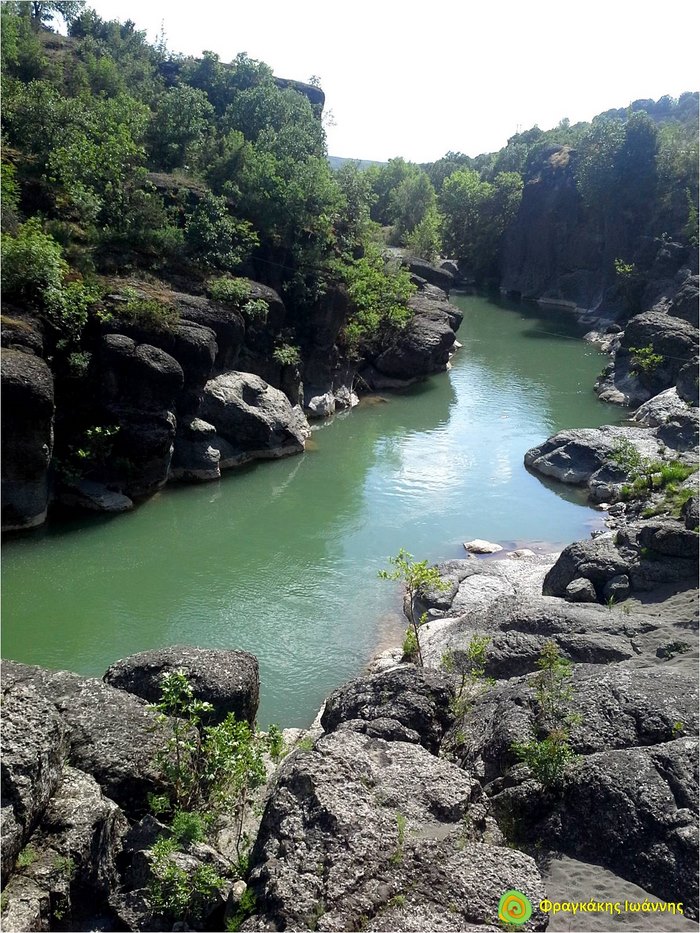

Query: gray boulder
402;256;455;292
104;645;260;725
2;661;167;816
1;677;67;881
1;349;55;531
320;666;455;753
373;302;456;381
201;372;309;463
542;533;632;599
564;577;598;603
169;417;221;482
247;730;546;931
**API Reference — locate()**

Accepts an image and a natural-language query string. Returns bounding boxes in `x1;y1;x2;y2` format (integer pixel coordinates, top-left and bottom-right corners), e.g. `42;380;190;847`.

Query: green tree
184;192;259;271
379;549;448;667
146;85;215;171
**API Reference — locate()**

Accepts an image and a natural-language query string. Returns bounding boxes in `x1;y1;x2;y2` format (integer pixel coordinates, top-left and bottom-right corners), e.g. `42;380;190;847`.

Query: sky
88;0;700;163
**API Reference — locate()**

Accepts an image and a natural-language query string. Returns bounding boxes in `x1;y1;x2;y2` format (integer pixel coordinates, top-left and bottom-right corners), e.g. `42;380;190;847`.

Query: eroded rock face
104;645;260;725
201;371;309;464
247;730;546;931
1;349;55;531
372;300;457;381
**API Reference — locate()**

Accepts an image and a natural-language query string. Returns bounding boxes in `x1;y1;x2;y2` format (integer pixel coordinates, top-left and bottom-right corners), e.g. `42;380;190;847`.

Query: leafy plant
629;344;663;377
171;810;207;847
511;642;579;788
207;276;250;305
389;811;407;865
441;636;495;718
226;886;257;931
16;845;37;869
119;293;180;332
379;549;449;667
272;343;301;367
148;835;223;924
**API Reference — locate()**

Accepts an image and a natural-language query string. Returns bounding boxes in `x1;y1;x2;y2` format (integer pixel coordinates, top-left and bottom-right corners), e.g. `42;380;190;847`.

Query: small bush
207;276;250;305
629;344;663;376
512;729;577;788
272;343;301;367
119;293;180;332
171;810;207;847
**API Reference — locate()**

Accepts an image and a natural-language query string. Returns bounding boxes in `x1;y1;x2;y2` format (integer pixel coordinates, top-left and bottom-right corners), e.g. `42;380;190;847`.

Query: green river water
1;294;622;726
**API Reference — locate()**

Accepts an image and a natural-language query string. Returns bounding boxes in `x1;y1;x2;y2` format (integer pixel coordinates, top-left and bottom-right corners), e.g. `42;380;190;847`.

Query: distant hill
328;156;387;171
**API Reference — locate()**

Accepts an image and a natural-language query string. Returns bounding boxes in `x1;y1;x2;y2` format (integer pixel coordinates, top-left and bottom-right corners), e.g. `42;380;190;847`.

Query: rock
109;408;177;499
524;424;660;495
619;310;699;397
637;520;699;561
370;293;459;382
1;349;55;531
542;534;632;599
499;739;699;915
104;646;260;725
176;293;246;372
633;387;690;427
320;666;455;754
401;256;455;292
681;495;699;530
602;573;631;602
169;418;221;482
667;274;699;326
463;539;503;554
99;335;184;412
1;661;167;816
0;312;44;356
58;478;134;513
303;387;335;419
201;372;309;462
564;577;598;603
1;676;68;881
676;357;699;405
508;548;537;558
247;730;547;931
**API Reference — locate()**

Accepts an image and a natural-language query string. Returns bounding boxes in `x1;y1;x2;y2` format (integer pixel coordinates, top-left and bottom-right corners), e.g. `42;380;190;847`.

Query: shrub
207;276;250;305
379;549;448;667
272;343;301;367
148;836;224;924
511;729;577;788
1;218;97;343
629;344;663;377
118;290;180;332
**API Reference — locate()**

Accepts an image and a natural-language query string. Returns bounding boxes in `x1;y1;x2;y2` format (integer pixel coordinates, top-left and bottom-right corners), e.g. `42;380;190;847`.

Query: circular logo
498;890;533;926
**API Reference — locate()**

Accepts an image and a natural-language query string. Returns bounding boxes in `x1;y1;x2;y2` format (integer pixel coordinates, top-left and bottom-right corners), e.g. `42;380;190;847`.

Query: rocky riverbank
1;256;462;533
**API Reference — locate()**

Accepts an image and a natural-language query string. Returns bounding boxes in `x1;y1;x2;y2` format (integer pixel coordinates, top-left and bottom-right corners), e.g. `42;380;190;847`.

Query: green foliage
148;835;224;924
118;291;180;332
1;162;20;233
266;723;286;762
53;855;76;878
379;549;449;667
402;626;418;661
609;437;644;474
1;218;97;343
272;344;301;367
226;887;257;931
184;192;259;271
16;845;38;868
439;169;522;281
147;85;215;171
442;636;495;722
511;642;578;788
171;810;207;847
404;206;442;261
389;811;407;865
629;344;663;377
206;276;250;305
149;670;275;857
341;244;415;359
511;729;578;788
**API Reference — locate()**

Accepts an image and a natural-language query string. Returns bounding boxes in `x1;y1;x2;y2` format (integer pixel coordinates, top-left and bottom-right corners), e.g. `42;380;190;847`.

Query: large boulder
667;274;699;326
1;677;68;882
104;645;260;725
99;335;184;412
613;310;699;401
1;349;55;531
320;666;455;753
169;417;221;482
1;662;167;816
2;768;128;932
401;256;455;292
372;301;456;381
247;730;546;931
201;371;309;464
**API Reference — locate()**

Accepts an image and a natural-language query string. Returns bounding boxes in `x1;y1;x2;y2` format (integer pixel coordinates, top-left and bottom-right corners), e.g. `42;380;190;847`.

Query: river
1;293;622;726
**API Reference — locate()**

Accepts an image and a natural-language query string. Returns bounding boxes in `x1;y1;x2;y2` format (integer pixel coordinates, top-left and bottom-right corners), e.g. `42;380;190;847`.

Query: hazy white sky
89;0;699;163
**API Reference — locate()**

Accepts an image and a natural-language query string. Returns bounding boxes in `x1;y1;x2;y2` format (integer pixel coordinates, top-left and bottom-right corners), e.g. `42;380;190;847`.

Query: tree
30;1;86;28
147;85;215;171
379;549;448;667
